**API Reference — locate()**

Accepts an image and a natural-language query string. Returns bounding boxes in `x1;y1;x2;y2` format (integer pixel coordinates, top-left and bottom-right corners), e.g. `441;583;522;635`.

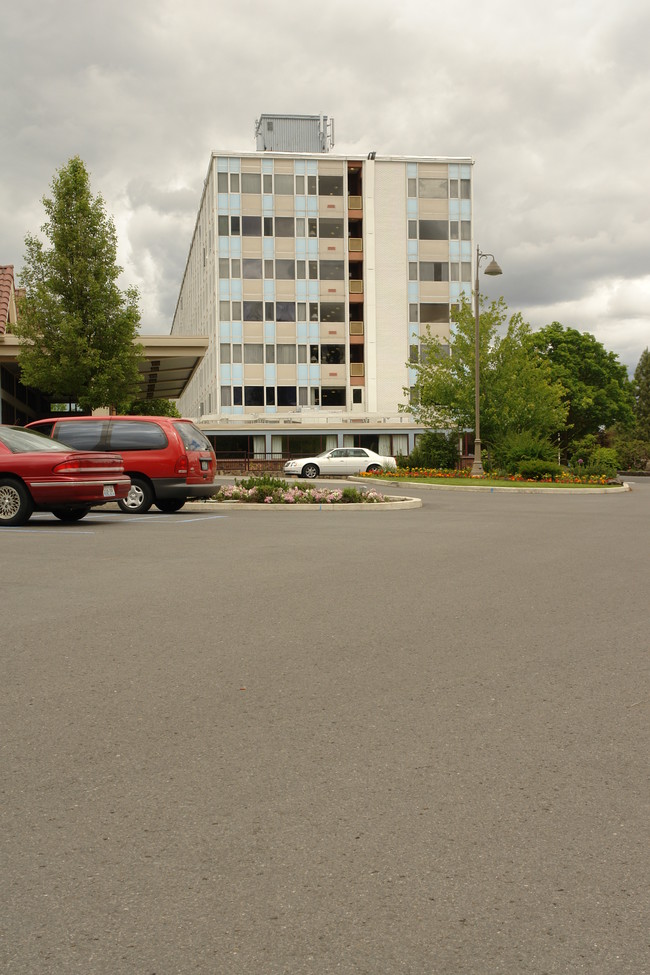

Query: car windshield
0;426;72;453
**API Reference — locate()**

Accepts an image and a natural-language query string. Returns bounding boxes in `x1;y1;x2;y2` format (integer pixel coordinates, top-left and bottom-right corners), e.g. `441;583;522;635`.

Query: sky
2;0;648;374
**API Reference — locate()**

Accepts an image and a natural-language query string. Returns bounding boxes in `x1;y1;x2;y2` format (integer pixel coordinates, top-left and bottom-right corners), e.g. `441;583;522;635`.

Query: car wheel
117;477;154;514
52;506;91;522
302;464;319;479
366;464;382;473
155;499;186;513
0;478;34;526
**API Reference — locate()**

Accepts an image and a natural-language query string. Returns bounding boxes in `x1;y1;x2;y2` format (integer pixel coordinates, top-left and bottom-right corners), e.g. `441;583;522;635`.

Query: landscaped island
212;476;392;504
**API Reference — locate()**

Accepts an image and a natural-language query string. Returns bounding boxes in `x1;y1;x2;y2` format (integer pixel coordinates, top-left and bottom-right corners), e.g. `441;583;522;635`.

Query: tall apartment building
171;116;474;459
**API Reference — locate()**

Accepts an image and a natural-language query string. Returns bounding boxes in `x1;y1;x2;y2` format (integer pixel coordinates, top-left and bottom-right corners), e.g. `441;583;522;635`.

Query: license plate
200;460;209;471
103;485;116;497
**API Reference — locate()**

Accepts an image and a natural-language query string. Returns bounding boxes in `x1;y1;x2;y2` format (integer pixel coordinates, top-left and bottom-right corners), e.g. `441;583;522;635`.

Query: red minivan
27;416;216;514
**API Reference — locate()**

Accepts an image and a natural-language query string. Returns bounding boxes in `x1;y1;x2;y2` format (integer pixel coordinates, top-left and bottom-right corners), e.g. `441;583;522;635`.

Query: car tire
117;477;154;514
302;464;319;479
0;478;34;527
155;499;186;513
52;506;91;522
366;464;382;473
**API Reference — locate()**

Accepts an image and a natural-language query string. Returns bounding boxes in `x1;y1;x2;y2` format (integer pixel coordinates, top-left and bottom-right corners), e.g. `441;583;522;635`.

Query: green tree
633;348;650;440
120;397;181;418
530;323;635;452
15;156;143;412
404;297;567;457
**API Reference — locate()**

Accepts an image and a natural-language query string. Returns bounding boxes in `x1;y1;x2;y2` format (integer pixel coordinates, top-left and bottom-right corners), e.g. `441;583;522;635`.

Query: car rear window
173;422;213;452
52;421;108;451
107;420;168;451
0;427;71;453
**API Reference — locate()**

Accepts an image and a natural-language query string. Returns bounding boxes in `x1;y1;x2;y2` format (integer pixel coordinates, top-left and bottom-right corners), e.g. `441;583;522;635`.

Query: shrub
493;430;556;473
405;430;459;470
517;460;562;480
582;447;618;478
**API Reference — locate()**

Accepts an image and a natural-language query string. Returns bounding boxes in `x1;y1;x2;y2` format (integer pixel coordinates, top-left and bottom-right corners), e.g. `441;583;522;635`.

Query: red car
0;425;131;526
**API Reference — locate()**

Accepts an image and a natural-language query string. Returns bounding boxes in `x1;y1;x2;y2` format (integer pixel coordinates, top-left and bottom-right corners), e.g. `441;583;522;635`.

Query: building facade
171;130;474;461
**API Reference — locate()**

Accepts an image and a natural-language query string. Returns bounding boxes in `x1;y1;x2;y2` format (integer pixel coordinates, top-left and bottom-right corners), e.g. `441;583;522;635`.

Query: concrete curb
183;495;422;511
350;478;631;495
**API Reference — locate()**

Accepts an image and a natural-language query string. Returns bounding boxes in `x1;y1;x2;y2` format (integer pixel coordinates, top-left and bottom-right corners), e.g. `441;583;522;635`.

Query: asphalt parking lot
2;480;649;974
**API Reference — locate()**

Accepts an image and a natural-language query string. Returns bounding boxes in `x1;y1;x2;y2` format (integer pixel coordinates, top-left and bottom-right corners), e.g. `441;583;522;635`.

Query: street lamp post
471;245;503;476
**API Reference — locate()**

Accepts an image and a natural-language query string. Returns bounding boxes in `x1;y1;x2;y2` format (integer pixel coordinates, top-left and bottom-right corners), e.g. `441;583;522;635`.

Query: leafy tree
15;156;143;412
120;397;181;418
403;296;567;457
530;323;635;452
406;430;460;469
633;348;650;440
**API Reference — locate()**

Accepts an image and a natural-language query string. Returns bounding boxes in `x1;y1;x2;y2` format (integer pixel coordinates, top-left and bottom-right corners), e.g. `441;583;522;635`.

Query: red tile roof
0;264;16;335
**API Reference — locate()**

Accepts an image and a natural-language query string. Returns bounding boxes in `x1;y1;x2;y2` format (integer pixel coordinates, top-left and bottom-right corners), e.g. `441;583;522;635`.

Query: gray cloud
2;0;648;372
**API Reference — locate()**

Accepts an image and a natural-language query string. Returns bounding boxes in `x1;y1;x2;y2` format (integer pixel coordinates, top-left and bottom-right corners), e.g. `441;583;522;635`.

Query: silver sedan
283;447;397;479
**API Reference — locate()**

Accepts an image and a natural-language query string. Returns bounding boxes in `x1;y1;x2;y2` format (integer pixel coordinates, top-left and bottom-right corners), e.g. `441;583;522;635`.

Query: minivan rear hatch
173;421;216;482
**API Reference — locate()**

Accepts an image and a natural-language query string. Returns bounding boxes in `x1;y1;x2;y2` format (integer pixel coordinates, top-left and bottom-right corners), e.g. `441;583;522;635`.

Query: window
296;175;305;194
275;259;295;280
275;217;294;237
320;302;345;322
263;217;273;236
419;220;448;240
217;172;228;193
296;260;306;279
461;220;471;240
233;387;243;405
218;258;230;278
450;263;460;281
450;221;459;240
419;261;449;282
243;301;263;321
221;387;231;406
319;260;344;280
219;300;230;319
108;421;168;452
450;179;459;199
299;386;308;406
243;259;262;278
297;302;307;321
321;387;346;406
232;344;242;363
461;262;472;282
420;303;449;324
244;344;264;363
298;345;307;363
218;215;229;236
230;173;239;193
310;345;319;363
408;262;418;281
309;260;318;280
409;344;419;364
407;178;417;198
418;178;448;199
52;420;108;451
264;259;274;278
231;258;241;278
242;216;261;236
266;344;275;363
263;173;273;194
277;386;297;406
274;174;294;194
296;217;305;237
276;301;296;322
241;173;261;194
244;386;264;406
308;218;317;237
277;345;296;364
461;179;471;199
408;220;417;240
352;389;363;404
220;343;231;363
265;301;274;320
319;218;344;238
230;215;240;235
307;175;317;195
266;387;276;406
232;301;241;320
309;303;319;322
321;345;344;364
409;303;419;323
318;175;343;196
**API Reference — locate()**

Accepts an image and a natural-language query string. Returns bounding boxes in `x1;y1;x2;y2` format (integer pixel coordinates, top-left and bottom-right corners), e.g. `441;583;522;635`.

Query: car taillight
53;459;83;473
175;455;189;475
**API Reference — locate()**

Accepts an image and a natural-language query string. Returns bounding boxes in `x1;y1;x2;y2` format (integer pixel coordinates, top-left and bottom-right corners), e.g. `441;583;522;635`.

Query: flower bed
212;478;391;505
361;467;613;486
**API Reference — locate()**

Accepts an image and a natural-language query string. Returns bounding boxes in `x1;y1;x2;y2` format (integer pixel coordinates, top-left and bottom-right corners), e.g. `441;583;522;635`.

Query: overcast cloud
2;0;648;372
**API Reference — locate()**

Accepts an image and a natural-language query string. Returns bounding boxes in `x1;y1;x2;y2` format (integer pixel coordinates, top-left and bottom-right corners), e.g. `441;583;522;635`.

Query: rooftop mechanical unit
254;113;334;153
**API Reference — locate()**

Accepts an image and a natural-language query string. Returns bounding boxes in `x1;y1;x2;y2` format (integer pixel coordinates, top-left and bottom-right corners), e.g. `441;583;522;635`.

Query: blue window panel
295;195;306;213
265;365;276;383
408;240;418;258
295;160;306;174
448;164;459;178
263;195;273;212
295;238;306;258
230;237;241;258
220;405;232;415
231;364;243;381
408;367;417;385
297;323;308;342
309;365;320;381
220;364;231;383
461;165;471;179
407;199;418;217
262;158;274;173
264;280;275;300
263;237;275;259
449;241;461;259
309;323;319;340
449;199;460;219
217;157;229;172
219;237;230;257
229;194;240;211
461;200;471;220
229;158;241;173
219;279;230;299
307;160;317;175
264;322;276;342
218;193;229;210
219;322;231;341
232;405;244;415
308;281;319;299
307;196;318;214
265;404;277;414
296;280;308;300
308;238;318;257
408;282;419;301
450;282;462;300
461;241;472;259
232;323;243;342
460;283;472;300
298;364;308;382
407;163;417;177
231;280;242;300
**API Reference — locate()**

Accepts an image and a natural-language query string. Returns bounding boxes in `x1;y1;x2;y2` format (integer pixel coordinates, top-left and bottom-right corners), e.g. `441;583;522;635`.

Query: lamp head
484;258;502;277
